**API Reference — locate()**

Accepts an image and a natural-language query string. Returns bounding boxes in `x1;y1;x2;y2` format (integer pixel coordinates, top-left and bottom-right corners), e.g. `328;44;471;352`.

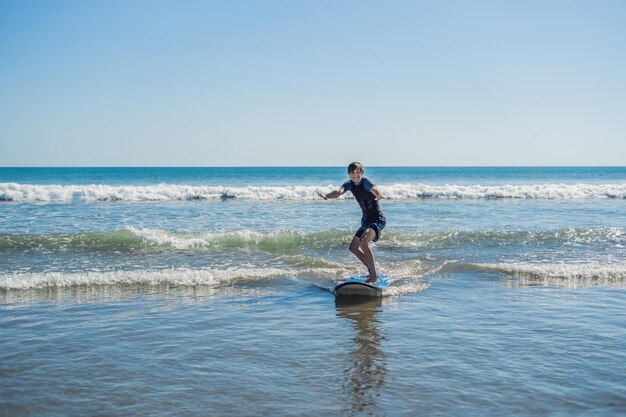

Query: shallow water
2;273;625;416
1;167;625;415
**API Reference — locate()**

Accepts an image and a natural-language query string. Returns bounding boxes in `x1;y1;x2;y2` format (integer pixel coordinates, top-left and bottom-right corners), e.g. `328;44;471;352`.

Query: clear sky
1;0;625;166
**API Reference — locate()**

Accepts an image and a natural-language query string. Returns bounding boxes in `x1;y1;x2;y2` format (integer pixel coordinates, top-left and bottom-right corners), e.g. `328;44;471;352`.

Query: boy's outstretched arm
318;188;345;200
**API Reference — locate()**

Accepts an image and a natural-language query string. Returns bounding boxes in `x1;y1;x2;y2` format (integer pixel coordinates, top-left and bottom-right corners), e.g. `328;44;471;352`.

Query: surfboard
334;274;389;297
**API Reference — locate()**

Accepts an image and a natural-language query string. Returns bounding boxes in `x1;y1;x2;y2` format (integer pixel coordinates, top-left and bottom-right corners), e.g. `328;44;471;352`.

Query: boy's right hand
317;192;328;200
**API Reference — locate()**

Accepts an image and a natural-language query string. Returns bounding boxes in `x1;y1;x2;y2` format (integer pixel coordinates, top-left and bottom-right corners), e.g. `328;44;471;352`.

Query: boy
318;162;386;283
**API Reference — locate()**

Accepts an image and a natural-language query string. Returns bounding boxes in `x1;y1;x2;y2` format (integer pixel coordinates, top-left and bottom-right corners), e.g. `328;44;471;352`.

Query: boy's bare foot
365;275;378;283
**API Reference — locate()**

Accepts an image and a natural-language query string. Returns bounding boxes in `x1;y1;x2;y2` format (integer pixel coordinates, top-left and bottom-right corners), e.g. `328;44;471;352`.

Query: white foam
382;281;430;296
382;183;626;199
0;265;378;290
0;267;289;290
0;183;76;202
379;260;445;296
127;227;315;251
472;262;626;288
128;227;229;249
0;260;434;292
0;183;343;202
2;182;625;203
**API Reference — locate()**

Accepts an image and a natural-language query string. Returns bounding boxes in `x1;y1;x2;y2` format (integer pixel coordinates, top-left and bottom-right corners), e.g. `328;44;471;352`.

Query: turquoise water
1;167;625;416
1;166;624;185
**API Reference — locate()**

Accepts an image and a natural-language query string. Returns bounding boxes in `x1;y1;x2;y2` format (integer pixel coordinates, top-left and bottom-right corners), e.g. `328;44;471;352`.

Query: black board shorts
355;216;386;242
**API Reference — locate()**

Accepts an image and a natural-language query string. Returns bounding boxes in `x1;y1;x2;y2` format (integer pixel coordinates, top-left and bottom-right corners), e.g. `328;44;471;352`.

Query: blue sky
1;0;625;166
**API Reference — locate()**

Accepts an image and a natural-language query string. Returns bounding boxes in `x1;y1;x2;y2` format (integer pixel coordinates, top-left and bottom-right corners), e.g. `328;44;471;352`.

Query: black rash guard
341;177;384;221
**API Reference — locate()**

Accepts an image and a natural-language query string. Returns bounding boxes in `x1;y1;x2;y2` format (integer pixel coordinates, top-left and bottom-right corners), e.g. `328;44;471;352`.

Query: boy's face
349;169;363;184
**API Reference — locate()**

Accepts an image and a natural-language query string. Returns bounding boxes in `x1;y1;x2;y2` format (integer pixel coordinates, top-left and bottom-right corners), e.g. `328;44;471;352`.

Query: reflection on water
0;285;264;308
336;297;387;416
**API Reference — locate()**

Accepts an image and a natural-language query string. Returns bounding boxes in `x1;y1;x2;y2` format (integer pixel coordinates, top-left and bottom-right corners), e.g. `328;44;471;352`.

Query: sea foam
471;262;626;288
0;260;433;292
0;267;289;290
1;182;625;203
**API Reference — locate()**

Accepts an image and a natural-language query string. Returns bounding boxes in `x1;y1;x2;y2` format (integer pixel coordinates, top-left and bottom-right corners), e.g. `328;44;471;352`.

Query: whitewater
2;182;626;202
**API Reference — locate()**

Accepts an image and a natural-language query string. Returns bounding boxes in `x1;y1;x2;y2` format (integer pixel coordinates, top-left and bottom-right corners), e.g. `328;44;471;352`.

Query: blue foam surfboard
334;273;389;297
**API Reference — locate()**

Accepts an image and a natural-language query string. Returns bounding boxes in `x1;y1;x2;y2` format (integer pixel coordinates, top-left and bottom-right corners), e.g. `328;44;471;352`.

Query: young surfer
318;162;386;283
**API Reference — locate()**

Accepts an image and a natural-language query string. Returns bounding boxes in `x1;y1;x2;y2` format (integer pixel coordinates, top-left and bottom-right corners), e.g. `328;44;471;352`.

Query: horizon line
1;165;625;169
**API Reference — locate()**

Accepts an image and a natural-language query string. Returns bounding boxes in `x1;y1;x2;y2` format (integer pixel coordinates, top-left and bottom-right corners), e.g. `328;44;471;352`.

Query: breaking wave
0;260;432;294
469;262;626;288
0;267;295;290
0;229;348;252
2;227;623;252
2;182;625;203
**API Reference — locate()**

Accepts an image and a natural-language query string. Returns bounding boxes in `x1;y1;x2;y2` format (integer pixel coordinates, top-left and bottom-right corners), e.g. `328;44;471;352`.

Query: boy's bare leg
358;229;378;282
349;230;378;282
349;236;369;271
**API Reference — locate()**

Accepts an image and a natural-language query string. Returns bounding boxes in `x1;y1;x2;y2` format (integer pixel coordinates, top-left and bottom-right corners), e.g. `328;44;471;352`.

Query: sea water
1;167;625;416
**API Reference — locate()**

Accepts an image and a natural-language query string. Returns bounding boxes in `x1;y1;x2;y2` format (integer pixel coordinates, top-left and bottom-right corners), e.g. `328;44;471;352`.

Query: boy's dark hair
348;162;364;173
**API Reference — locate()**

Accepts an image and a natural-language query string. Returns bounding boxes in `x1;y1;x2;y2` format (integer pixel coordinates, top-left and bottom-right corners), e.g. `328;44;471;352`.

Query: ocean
1;166;625;416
